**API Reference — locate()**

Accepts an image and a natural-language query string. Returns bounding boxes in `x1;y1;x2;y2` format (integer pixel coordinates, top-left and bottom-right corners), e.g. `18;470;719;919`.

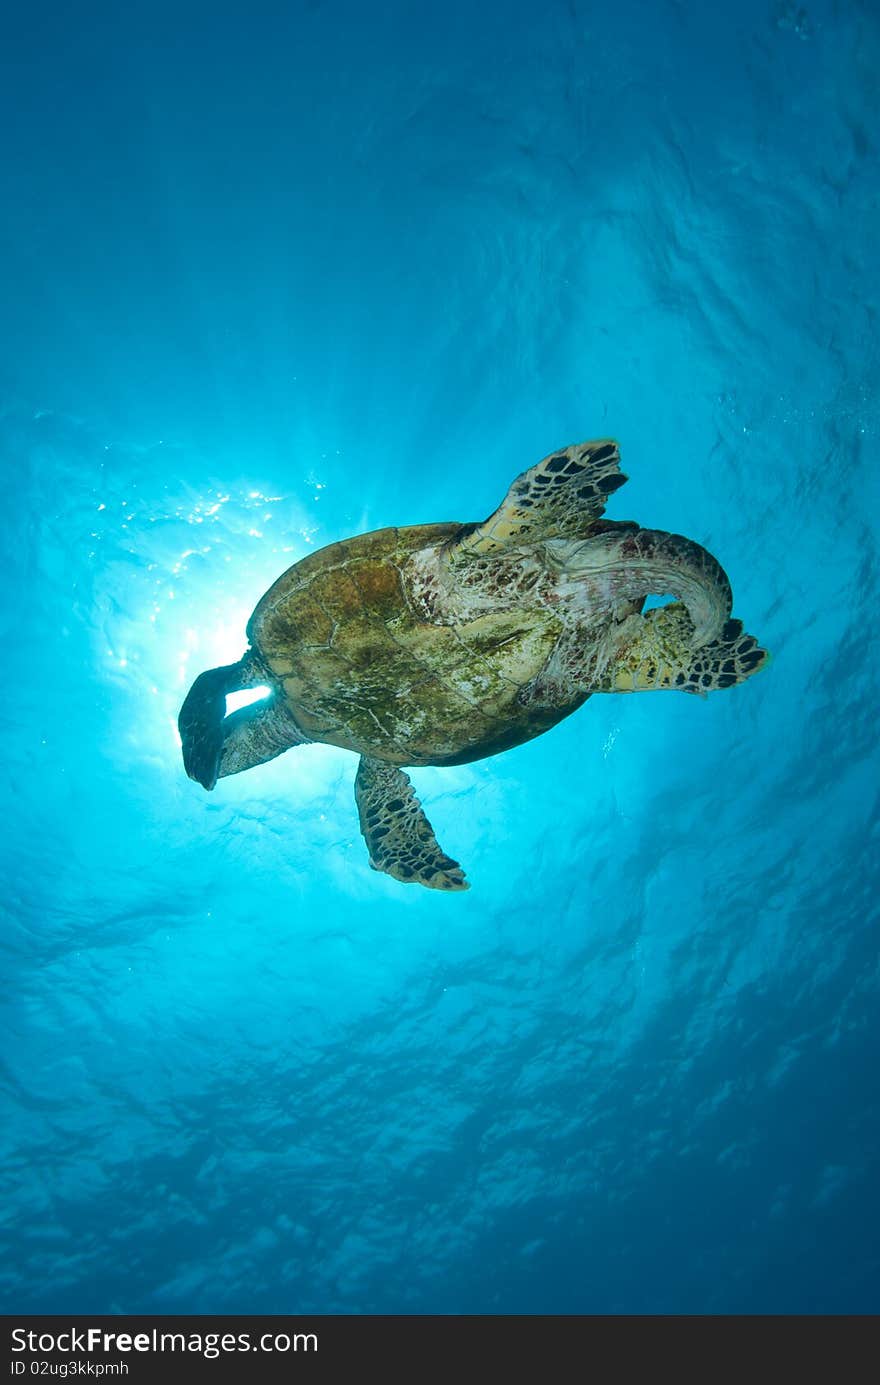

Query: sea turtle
179;439;767;890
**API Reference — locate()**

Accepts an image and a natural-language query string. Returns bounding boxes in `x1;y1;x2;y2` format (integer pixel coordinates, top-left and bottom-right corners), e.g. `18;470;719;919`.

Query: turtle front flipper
450;438;627;558
598;604;769;694
354;757;468;892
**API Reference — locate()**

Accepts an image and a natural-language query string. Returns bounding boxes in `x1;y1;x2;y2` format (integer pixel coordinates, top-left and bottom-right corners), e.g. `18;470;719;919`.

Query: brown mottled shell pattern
248;522;582;767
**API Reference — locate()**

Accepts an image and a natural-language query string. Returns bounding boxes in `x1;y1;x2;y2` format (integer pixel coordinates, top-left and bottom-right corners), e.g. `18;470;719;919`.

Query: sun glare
225;687;272;715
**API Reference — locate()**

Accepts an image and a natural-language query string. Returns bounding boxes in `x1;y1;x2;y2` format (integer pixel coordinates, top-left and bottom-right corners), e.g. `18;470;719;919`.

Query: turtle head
561;526;734;648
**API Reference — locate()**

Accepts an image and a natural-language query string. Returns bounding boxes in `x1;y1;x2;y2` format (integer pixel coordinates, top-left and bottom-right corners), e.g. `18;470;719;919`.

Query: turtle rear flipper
217;696;309;778
179;662;243;789
179;656;309;789
599;604;769;694
354;757;468;891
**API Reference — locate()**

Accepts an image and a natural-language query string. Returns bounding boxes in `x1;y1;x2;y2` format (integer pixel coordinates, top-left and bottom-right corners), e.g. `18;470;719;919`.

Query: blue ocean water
1;0;878;1315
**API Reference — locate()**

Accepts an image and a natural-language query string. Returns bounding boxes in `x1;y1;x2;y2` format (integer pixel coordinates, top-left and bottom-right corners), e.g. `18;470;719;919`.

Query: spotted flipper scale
354;757;468;891
451;439;627;558
600;604;769;694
